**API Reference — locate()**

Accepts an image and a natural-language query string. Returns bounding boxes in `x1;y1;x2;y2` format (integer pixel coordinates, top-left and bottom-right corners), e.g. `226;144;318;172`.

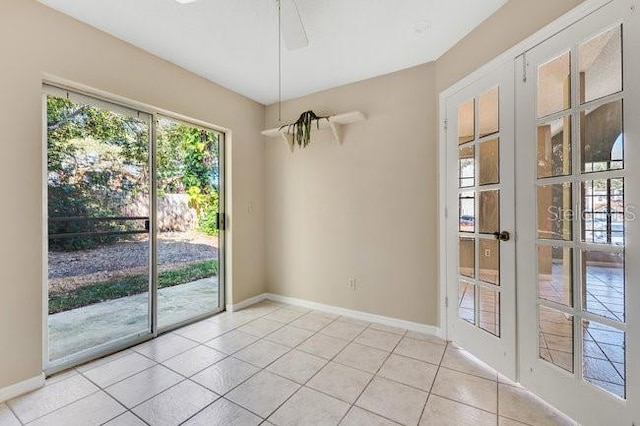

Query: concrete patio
49;277;219;361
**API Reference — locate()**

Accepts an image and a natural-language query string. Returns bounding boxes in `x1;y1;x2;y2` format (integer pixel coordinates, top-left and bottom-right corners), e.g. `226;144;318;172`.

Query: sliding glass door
44;86;224;370
156;116;223;329
45;86;153;364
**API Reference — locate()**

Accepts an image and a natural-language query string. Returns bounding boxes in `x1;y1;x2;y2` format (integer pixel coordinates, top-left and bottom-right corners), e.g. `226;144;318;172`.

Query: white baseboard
231;292;442;338
0;373;45;403
228;293;268;312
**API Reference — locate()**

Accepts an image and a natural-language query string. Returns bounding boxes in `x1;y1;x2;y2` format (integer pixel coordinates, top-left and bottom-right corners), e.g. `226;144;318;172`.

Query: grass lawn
49;259;218;314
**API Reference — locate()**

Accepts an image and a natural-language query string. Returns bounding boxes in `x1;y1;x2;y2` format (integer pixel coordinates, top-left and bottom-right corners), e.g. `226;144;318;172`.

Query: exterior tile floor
3;300;578;426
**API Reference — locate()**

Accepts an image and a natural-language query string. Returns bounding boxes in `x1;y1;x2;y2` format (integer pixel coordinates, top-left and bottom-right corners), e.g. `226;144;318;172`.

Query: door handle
494;231;510;242
216;213;225;231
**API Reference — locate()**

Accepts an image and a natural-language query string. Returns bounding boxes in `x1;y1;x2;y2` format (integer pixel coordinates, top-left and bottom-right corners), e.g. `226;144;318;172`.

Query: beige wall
265;63;438;325
0;0;265;389
435;0;584;93
264;0;584;327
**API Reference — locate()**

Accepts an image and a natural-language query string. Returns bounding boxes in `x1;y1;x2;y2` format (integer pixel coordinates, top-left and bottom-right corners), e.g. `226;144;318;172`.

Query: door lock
494;231;510;242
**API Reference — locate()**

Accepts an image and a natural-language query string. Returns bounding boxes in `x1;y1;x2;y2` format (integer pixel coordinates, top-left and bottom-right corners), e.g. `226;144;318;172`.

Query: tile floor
2;300;578;426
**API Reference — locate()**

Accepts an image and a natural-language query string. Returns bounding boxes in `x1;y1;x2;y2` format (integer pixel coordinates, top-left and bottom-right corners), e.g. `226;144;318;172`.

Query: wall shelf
261;111;367;148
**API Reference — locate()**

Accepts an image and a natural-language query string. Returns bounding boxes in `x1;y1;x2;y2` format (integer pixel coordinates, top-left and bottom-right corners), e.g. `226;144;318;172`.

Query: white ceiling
38;0;507;105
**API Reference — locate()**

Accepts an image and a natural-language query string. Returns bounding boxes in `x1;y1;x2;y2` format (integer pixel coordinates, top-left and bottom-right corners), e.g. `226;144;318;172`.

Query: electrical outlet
348;278;357;290
485;249;491;257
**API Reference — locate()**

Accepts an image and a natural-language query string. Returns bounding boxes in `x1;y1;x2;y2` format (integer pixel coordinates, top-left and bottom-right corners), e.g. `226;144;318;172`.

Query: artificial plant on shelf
280;110;330;149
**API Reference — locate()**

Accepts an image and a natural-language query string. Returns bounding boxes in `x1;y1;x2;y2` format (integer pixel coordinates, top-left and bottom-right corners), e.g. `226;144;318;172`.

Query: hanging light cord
278;0;282;122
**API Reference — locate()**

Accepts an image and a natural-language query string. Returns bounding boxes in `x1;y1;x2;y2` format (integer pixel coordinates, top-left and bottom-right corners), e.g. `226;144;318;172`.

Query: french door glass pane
538;52;571;118
156;117;222;328
459;238;475;278
537;116;572;178
579;25;623;104
537;245;573;307
47;93;151;362
479;87;499;138
479;190;500;234
458;99;475;144
582;251;624;322
580;100;623;173
537;183;572;241
459;192;475;233
459;145;475;188
539;306;574;373
581;178;624;246
459;281;476;325
479;138;500;185
583;320;626;398
478;287;500;337
479;239;499;285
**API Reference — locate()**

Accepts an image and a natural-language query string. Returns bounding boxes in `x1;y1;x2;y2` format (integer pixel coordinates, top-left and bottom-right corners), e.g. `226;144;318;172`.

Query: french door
516;1;640;424
444;60;517;379
44;85;225;372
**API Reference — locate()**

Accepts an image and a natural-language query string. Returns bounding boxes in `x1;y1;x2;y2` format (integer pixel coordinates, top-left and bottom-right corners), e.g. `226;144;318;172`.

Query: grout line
499;413;536;426
175;395;237;425
177;304;295;424
427;393;500;417
247;315;369;424
79;358;160;390
127;409;152;426
215;395;266;422
127;377;192;412
335;324;409;425
5;400;24;426
97;392;136;426
416;341;449;425
243;314;350;421
161;352;229;380
12;388;103;425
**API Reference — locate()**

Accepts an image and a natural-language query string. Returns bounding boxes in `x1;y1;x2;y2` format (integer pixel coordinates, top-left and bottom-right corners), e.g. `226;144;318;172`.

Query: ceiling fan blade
279;0;308;50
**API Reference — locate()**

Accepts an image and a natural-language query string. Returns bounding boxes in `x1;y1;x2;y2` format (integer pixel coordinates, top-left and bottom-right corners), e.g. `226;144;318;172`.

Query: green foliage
48;260;219;314
47;96;221;251
198;195;220;236
157;119;220;235
47;96;150;251
186;186;219;236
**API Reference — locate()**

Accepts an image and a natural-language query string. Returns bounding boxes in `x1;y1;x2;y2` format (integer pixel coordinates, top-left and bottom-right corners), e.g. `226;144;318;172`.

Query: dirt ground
48;231;219;292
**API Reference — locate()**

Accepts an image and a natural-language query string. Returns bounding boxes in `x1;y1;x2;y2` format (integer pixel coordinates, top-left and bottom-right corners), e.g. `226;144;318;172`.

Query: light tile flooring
2;300;578;426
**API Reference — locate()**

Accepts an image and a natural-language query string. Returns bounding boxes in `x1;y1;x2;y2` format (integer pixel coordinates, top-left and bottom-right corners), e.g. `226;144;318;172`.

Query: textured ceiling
38;0;507;105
